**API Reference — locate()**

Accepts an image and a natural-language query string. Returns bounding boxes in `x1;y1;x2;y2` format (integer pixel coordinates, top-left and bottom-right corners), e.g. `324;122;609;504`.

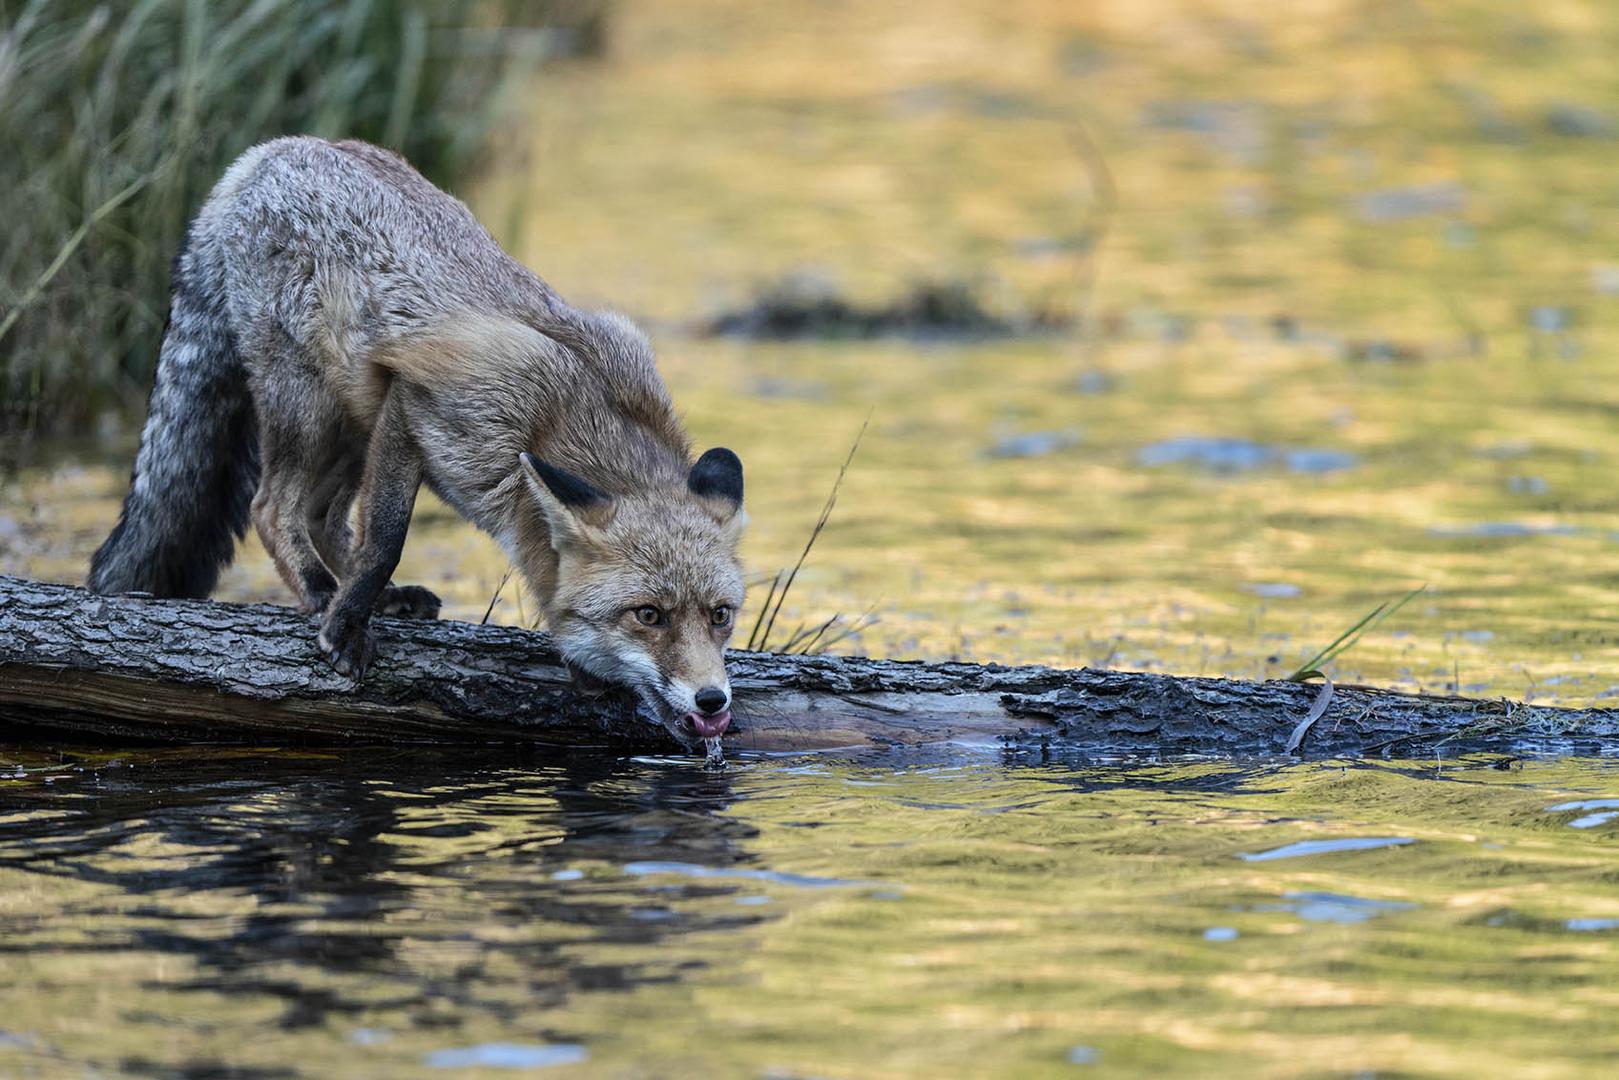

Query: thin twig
480;568;513;626
813;607;880;654
757;414;869;650
1285;673;1335;754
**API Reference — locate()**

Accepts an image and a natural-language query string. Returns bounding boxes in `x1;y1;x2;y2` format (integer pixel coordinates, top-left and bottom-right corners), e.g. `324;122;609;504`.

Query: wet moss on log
1;575;1616;755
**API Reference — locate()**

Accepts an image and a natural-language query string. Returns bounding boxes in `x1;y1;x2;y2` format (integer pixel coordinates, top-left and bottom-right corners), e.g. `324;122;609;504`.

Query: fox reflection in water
0;750;765;1033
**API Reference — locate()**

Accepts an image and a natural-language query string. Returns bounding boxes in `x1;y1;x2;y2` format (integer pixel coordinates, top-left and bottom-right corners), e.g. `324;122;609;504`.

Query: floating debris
705;272;1064;339
1545;102;1616;139
1342;338;1425;363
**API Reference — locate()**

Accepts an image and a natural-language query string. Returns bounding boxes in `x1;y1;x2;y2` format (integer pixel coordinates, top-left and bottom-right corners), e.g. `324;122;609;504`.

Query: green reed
0;0;577;434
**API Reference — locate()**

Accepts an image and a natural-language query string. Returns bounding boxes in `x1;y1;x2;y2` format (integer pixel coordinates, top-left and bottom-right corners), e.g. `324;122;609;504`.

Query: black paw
318;611;376;679
375;584;442;620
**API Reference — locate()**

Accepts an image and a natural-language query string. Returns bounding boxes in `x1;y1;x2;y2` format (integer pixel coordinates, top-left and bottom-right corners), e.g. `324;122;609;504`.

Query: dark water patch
983;429;1082;460
1143;100;1267;163
889;82;1050;120
1137;437;1358;474
1353;183;1466;222
1545;102;1616;139
1341;338;1427;362
1506;475;1548;495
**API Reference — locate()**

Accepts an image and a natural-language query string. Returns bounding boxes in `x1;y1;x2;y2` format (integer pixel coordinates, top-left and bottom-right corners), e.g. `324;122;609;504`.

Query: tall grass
0;0;590;434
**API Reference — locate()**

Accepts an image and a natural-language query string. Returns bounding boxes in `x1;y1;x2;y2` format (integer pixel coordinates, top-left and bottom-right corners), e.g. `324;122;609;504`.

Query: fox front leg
317;398;423;679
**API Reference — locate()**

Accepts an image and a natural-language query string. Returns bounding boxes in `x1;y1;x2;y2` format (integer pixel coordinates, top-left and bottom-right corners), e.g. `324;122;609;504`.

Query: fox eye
710;605;732;627
632;605;664;627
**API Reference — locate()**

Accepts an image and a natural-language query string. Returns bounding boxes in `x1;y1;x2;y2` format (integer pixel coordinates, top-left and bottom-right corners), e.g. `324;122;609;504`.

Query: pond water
9;2;1619;1075
4;746;1619;1077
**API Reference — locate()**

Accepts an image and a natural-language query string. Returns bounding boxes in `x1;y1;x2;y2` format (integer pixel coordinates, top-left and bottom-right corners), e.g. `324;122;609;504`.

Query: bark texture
2;575;1615;755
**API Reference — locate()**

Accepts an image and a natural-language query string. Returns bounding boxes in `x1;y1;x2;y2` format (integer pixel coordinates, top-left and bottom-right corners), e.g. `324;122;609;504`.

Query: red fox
89;137;744;744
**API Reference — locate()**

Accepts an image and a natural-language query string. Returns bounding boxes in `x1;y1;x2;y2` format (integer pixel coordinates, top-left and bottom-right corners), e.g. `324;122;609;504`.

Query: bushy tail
89;228;259;598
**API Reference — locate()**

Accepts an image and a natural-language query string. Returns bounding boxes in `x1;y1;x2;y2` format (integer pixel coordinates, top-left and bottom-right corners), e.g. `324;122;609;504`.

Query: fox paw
318;611;376;679
375;584;441;620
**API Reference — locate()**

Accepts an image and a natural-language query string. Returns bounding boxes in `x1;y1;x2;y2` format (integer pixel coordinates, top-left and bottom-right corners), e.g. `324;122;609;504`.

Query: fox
88;136;745;745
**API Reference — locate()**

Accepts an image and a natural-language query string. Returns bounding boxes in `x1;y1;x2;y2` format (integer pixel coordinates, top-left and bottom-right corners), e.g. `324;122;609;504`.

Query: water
3;747;1619;1076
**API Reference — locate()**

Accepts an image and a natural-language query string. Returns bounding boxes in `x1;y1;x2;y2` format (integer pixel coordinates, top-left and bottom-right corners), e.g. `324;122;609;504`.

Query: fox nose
694;686;729;715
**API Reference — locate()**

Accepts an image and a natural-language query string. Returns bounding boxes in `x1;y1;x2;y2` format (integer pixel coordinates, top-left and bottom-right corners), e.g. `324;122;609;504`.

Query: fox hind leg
375;584;441;619
249;361;343;613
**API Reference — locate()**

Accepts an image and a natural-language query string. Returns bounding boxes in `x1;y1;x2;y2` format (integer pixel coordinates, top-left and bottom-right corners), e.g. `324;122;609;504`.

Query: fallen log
1;574;1615;755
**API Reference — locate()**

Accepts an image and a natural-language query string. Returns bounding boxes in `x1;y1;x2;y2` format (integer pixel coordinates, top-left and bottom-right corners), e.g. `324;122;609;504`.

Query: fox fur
89;136;746;743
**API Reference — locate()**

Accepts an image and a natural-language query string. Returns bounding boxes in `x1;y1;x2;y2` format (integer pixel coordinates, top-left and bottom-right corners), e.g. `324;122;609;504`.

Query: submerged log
1;574;1615;755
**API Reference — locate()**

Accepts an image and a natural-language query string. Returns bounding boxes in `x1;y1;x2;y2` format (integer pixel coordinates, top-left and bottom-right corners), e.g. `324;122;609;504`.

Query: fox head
517;448;746;744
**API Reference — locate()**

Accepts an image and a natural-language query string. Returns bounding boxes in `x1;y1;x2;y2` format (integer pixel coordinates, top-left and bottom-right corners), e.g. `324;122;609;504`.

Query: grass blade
1287;585;1425;682
745;570;782;651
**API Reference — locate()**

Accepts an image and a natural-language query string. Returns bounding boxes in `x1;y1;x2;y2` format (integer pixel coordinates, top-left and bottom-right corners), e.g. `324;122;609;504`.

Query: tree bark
1;574;1614;755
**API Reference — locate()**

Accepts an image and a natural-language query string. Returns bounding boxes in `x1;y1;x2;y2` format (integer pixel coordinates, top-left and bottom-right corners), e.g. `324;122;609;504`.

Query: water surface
4;747;1619;1076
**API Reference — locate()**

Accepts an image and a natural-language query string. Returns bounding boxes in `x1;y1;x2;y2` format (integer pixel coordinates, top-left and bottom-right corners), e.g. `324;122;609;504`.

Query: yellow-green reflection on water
3;748;1619;1076
9;0;1619;699
11;322;1619;701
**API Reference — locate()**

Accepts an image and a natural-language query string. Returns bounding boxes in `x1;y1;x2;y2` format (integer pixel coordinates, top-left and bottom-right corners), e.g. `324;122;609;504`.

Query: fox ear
519;452;614;548
688;448;744;525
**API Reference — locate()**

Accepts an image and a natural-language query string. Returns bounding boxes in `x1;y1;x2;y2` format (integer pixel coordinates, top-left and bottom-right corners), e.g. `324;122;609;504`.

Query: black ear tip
525;456;609;509
689;447;744;504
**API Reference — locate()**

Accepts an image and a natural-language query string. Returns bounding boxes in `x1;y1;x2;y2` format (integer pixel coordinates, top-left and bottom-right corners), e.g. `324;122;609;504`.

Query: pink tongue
687;709;731;739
